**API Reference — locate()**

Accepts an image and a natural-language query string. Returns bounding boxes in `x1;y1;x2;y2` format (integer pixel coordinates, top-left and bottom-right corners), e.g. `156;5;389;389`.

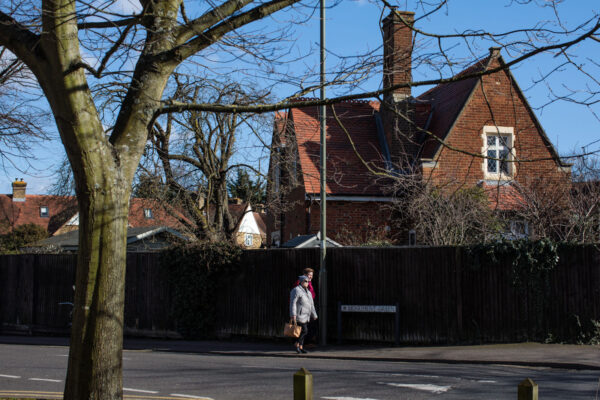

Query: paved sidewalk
1;335;599;370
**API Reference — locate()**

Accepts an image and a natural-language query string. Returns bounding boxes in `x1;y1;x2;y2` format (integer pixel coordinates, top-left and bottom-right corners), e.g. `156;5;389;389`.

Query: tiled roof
482;183;524;211
417;56;490;159
287;100;390;196
253;212;267;238
0;194;77;235
0;194;189;235
127;198;190;230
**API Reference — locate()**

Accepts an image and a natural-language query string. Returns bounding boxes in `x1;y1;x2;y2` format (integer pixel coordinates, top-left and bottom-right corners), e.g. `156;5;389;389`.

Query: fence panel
2;245;599;344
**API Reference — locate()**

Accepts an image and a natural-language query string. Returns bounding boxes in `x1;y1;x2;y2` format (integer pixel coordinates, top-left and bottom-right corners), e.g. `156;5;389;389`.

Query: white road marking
322;397;380;400
378;382;451;393
390;373;441;378
171;394;214;400
29;378;62;383
0;374;21;379
477;380;497;383
123;387;159;394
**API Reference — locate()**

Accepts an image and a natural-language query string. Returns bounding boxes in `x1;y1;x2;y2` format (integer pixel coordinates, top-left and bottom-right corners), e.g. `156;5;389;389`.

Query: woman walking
289;275;318;353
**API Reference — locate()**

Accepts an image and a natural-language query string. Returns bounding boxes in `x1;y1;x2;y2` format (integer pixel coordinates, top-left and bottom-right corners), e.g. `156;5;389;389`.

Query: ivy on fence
160;241;242;339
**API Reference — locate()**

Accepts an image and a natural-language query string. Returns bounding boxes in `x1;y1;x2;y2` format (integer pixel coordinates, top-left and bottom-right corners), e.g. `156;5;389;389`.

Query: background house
1;180;268;250
228;200;267;249
267;10;570;246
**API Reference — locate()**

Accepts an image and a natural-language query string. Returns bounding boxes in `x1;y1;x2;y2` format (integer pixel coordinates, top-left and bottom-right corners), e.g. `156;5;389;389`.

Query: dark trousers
295;322;309;347
306;319;318;344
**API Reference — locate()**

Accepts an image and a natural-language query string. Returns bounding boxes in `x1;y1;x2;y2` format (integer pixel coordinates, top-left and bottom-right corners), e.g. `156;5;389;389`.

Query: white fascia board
306;195;394;202
65;213;79;226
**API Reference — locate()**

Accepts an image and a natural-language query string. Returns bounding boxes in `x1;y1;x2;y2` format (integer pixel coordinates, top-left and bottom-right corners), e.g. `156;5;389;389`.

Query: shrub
160;241;242;338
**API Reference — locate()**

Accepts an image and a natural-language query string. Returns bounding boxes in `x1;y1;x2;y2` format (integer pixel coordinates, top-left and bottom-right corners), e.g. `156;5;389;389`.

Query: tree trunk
64;174;131;400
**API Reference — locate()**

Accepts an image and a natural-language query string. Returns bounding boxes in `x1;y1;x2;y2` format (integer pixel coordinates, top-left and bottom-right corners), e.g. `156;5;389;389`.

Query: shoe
295;347;301;354
300;348;308;354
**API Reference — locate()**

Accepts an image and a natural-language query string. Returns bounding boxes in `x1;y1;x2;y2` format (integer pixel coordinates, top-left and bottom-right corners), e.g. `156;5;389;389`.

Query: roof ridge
417;54;491;99
288;97;379;106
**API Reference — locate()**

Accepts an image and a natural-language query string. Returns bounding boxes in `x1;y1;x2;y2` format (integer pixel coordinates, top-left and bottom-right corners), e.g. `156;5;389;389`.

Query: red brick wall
423;58;569;188
305;200;395;245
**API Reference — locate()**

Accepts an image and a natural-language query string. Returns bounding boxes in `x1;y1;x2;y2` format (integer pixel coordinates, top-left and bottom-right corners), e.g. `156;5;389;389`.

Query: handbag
283;320;302;338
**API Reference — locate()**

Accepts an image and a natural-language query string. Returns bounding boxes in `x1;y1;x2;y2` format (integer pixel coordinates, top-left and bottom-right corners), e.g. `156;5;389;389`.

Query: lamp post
318;0;327;346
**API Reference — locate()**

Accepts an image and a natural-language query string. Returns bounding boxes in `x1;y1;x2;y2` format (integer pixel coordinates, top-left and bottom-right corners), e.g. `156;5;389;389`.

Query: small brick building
267;10;570;246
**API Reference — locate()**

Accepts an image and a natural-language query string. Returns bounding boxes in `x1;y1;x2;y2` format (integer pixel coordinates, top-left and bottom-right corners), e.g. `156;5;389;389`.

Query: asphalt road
1;342;599;399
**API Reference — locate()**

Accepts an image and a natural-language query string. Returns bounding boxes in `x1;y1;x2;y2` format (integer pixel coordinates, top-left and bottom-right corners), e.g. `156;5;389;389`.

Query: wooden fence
1;246;599;344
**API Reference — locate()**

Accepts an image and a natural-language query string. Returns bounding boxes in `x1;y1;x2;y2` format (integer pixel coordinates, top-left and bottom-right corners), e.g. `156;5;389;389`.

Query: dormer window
143;208;153;219
40;206;49;218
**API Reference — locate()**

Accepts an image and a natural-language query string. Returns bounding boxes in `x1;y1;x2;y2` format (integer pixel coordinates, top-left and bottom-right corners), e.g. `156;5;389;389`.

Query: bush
0;224;48;253
160;241;242;338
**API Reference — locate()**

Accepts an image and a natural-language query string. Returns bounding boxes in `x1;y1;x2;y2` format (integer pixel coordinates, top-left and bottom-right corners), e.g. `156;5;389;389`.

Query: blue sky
2;0;599;194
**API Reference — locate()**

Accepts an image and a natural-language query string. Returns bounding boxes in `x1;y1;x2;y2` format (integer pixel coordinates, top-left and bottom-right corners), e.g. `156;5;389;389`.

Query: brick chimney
381;9;418;170
12;178;26;202
383;9;414;101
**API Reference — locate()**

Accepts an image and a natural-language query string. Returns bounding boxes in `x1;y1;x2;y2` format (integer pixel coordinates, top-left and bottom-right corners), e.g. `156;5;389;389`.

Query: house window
39;206;49;218
244;233;253;247
509;220;529;239
143;208;153;219
482;126;515;179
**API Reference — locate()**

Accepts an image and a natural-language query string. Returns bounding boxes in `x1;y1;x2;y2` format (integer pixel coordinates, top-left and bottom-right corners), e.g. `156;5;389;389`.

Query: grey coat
290;285;317;323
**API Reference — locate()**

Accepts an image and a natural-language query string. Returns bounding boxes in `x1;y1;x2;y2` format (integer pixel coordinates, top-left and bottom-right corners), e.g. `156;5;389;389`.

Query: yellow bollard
518;378;538;400
293;367;313;400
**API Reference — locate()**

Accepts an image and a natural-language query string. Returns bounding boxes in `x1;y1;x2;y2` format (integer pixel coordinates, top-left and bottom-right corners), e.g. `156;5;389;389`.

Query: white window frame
39;206;49;218
481;126;515;180
244;233;253;247
143;208;153;219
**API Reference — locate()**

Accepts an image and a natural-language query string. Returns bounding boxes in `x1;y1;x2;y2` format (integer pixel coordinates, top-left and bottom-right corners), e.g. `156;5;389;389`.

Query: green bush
160;241;242;338
0;223;49;253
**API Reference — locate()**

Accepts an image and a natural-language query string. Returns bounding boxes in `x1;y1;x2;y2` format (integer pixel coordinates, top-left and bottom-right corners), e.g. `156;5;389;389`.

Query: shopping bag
283;320;302;338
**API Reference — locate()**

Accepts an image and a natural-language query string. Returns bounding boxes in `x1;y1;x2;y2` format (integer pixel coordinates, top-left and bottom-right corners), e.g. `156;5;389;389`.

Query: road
1;343;599;399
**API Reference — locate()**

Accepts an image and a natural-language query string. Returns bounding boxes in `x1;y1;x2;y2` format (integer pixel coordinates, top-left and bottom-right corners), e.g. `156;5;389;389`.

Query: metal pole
319;0;327;346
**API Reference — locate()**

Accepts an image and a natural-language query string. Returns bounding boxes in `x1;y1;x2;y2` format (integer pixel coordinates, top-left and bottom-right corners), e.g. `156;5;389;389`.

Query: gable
419;53;567;186
238;205;261;234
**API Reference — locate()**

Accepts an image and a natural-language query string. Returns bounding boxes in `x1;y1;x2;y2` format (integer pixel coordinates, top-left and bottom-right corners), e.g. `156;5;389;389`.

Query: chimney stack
12;178;26;202
381;10;418;169
383;9;414;101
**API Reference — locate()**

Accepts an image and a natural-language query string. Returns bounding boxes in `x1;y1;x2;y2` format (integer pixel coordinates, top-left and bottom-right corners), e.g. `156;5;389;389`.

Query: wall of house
234;232;262;249
422;58;570;188
306;200;395;245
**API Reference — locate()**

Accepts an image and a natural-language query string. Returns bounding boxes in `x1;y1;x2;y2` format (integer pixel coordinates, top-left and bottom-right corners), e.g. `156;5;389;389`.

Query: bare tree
0;46;49;172
0;1;599;399
0;2;307;399
143;76;271;241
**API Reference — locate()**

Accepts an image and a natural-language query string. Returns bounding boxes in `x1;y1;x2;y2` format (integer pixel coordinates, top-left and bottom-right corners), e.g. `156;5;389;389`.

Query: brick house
266;10;570;246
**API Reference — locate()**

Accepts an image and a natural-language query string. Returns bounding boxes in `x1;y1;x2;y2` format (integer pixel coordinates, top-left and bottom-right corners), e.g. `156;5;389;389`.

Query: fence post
293;368;313;400
517;378;538;400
